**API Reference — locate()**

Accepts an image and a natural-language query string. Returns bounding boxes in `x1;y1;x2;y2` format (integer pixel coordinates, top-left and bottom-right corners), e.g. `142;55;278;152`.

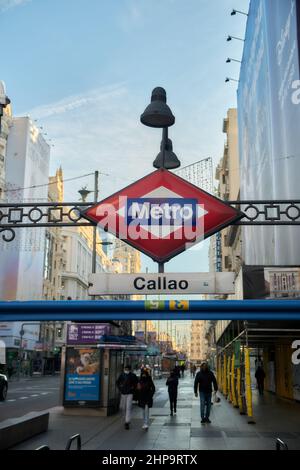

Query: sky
0;0;249;276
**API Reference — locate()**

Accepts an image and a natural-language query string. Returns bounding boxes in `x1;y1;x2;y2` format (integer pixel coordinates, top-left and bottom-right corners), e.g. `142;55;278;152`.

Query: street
9;374;300;450
0;375;60;422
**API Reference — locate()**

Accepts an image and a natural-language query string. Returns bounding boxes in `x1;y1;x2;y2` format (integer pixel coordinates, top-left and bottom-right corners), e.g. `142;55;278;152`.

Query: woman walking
166;370;179;416
137;368;155;430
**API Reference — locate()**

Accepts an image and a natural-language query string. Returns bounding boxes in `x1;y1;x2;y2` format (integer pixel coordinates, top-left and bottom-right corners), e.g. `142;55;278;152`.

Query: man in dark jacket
166;370;179;416
116;365;138;430
255;365;266;395
194;362;218;424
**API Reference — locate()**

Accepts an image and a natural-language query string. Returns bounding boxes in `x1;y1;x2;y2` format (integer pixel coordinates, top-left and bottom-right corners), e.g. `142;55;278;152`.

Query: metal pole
158;263;164;273
162;128;168;169
92;171;99;274
145;267;148;343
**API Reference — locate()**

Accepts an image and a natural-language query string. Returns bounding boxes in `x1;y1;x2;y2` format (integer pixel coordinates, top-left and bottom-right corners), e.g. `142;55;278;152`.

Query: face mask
124;370;129;374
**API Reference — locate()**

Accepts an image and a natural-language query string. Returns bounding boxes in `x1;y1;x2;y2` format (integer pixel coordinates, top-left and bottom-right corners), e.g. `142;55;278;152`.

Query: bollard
244;347;255;424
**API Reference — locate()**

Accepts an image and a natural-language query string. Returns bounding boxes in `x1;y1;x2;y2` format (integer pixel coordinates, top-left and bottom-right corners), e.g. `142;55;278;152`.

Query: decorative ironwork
0;199;300;242
228;200;300;225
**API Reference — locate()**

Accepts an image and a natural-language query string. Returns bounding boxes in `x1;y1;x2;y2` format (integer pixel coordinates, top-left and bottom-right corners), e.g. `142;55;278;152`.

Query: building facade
0;117;50;370
0;93;12;201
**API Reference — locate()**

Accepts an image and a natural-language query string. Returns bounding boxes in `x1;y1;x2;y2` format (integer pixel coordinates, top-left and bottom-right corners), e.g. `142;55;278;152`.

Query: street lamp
226;57;242;64
231;8;248;16
140;87;180;170
153;137;180;169
78;171;99;273
225;77;239;83
78;186;93;202
227;35;245;42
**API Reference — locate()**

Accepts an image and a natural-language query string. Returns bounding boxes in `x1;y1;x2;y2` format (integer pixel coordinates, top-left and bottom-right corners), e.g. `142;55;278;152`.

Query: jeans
200;392;212;419
143;405;149;426
169;391;177;413
257;380;264;395
120;394;133;424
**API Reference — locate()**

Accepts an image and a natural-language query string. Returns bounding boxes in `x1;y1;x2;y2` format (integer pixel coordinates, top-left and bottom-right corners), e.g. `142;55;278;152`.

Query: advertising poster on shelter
64;347;100;403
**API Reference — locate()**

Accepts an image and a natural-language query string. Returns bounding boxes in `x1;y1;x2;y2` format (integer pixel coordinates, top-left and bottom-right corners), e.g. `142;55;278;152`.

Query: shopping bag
213;391;221;404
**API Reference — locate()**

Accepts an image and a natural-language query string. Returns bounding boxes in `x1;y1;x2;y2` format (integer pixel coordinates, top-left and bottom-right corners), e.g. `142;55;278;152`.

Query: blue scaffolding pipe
0;300;300;321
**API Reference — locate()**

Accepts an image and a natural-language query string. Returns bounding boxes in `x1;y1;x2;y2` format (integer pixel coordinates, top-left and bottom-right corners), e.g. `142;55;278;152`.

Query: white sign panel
88;272;235;295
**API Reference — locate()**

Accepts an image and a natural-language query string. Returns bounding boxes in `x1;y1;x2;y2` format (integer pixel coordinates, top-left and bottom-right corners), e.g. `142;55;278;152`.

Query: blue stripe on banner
1;300;300;320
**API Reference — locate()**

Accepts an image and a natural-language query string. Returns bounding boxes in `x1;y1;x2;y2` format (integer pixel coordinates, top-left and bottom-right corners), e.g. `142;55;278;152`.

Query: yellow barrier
223;355;227;396
227;354;231;402
217;355;222;393
236;367;243;413
231;354;238;408
244;347;255;423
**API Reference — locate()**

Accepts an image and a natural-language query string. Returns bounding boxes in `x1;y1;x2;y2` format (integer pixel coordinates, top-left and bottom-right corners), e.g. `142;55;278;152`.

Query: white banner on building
88;272;235;295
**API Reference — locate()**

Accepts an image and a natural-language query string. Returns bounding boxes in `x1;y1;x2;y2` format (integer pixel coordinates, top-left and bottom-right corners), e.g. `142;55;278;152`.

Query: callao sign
88;272;235;296
82;169;243;263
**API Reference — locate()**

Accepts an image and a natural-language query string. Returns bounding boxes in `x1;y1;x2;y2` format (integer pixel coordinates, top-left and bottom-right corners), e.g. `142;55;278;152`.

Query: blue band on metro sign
126;198;197;227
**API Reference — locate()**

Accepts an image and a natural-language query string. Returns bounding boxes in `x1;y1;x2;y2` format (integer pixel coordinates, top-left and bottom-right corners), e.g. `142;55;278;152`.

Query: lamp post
227;35;245;42
140;87;181;273
226;58;242;64
78;171;99;274
225;77;239;83
18;322;41;380
231;9;248;16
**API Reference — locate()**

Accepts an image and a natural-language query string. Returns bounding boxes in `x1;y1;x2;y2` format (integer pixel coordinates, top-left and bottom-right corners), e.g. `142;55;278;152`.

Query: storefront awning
97;335;147;351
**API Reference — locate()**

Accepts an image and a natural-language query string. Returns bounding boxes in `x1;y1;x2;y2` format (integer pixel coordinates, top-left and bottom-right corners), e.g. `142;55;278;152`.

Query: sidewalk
11;374;300;450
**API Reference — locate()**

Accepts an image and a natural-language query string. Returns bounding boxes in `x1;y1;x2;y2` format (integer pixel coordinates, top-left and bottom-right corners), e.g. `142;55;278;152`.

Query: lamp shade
153;138;180;169
140;87;175;128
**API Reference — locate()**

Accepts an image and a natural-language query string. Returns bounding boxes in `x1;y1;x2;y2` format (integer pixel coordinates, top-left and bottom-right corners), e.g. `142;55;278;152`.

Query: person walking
174;364;181;379
194;362;218;424
116;364;138;430
255;365;266;395
166;370;179;416
137;368;155;430
180;363;185;378
192;364;197;378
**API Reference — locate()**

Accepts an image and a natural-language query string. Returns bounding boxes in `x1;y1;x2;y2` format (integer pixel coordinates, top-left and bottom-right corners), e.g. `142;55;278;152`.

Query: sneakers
125;423;130;430
142;424;149;430
201;418;211;424
170;412;173;416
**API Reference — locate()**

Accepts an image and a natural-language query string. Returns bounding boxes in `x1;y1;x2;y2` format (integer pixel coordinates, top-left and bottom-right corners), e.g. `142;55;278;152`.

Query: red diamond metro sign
81;169;244;263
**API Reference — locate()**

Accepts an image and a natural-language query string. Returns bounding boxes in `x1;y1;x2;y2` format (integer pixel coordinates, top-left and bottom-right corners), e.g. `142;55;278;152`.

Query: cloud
21;83;159;202
0;0;30;12
26;83;127;119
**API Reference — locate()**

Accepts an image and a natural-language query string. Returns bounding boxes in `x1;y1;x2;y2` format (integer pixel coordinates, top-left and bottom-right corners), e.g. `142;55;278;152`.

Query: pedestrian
116;364;138;430
174;364;181;379
180;363;185;378
255;365;266;395
166;369;179;416
137;368;155;430
7;364;13;379
192;364;197;378
194;362;218;424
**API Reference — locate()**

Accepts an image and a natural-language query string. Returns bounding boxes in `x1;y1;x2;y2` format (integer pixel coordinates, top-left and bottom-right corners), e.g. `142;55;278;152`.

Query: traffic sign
88;272;235;295
81;169;243;263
